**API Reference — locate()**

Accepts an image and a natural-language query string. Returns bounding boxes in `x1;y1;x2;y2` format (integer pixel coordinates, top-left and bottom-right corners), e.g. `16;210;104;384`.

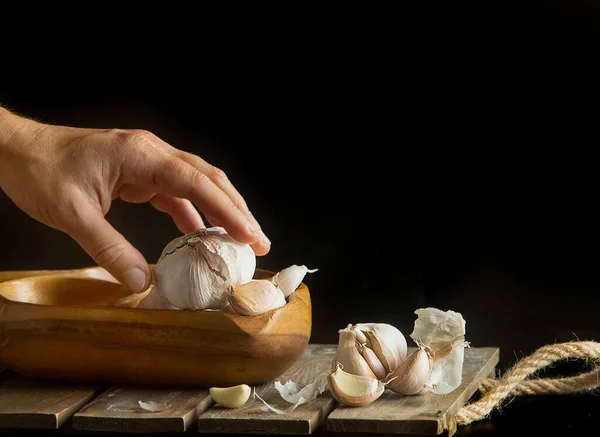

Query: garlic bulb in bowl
138;227;256;310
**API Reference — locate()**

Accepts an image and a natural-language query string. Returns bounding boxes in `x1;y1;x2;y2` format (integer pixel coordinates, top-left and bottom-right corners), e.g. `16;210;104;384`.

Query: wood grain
0;267;311;388
198;343;338;435
326;347;499;435
73;386;212;433
0;373;100;429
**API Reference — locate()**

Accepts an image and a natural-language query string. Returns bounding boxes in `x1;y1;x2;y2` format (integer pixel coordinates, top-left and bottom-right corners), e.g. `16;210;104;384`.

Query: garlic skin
228;279;286;316
328;363;385;407
385;346;433;395
272;265;318;297
410;307;468;395
351;323;407;375
139;227;256;310
210;384;252;408
333;327;378;379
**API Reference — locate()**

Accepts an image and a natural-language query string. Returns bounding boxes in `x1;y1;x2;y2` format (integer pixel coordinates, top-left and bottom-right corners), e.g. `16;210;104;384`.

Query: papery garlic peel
272;265;318;297
410;307;468;395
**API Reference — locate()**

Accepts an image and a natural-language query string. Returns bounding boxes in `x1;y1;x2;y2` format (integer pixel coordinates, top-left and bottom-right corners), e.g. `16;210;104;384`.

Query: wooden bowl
0;267;312;388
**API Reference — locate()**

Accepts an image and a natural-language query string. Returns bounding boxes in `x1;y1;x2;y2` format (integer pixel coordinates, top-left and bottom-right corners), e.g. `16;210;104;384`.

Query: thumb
64;203;151;292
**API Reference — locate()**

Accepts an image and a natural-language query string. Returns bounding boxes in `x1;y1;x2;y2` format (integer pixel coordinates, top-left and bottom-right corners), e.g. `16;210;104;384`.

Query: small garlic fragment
272;265;318;297
209;384;252;408
333;327;378;379
228;279;287;316
328;363;385;407
385;346;433;395
351;323;407;374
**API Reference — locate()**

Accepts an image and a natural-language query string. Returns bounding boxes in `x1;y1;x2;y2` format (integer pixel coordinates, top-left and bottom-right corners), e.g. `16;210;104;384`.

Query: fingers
65;201;151;293
118;130;271;255
142;157;264;248
174;151;271;253
150;193;205;233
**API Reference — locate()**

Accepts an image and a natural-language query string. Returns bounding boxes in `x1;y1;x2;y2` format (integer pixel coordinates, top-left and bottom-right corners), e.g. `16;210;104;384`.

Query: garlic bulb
328;363;385;407
272;265;318;297
139;227;256;310
228;279;286;316
332;327;378;379
351;323;407;375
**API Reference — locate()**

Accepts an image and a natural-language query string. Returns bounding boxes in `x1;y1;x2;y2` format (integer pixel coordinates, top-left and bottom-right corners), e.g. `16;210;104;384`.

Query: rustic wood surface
73;386;213;433
326;347;499;435
0;374;100;429
0;344;499;435
198;344;338;434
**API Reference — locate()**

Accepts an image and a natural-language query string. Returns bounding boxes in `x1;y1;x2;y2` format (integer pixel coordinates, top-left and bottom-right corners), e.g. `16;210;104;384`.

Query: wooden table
0;344;499;435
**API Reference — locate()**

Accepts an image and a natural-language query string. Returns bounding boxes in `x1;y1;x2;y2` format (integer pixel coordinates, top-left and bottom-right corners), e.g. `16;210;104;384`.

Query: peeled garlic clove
210;384;252;408
328;363;385;407
352;323;407;374
385;346;433;395
229;279;287;316
272;265;318;297
141;227;256;310
360;346;388;380
333;327;378;379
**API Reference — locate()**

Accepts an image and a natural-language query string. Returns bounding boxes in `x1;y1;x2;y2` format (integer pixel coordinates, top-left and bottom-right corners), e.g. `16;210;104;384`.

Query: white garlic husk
410;307;468;395
139;227;256;310
272;265;318;297
351;323;408;375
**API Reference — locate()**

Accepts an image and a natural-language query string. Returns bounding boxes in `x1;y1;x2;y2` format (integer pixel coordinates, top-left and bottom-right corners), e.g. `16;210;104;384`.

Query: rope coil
449;341;600;436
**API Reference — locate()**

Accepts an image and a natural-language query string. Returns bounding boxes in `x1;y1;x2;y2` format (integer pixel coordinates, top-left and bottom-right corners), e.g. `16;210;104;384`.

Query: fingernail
124;267;147;292
260;231;271;246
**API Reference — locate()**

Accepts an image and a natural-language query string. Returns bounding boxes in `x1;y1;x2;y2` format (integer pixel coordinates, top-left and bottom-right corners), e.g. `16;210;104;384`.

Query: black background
1;2;600;434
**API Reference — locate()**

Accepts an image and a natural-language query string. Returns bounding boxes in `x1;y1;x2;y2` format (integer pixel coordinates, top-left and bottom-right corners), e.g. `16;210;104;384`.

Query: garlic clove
360;346;388;380
328;363;385;407
385;346;433;395
272;265;318;297
228;279;287;316
333;327;378;379
352;323;407;374
209;384;252;408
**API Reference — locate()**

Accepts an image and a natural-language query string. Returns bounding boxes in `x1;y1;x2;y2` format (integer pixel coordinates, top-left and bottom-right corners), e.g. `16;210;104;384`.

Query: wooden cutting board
0;344;498;435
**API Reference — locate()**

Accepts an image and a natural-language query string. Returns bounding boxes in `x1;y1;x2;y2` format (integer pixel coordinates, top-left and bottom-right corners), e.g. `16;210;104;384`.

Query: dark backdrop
1;2;599;374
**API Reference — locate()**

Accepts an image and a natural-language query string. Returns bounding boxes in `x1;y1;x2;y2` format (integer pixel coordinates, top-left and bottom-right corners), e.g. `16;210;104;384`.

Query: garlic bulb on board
138;227;256;310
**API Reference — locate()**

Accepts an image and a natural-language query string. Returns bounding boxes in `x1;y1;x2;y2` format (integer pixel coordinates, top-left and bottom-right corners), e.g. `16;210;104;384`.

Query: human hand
0;107;270;292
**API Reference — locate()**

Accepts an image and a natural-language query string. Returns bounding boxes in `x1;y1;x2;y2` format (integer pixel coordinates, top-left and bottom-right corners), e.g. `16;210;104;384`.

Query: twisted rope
449;341;600;436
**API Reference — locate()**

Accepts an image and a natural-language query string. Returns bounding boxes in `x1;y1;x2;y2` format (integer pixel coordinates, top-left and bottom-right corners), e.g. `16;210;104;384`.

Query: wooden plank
198;343;338;435
326;346;500;435
0;372;100;429
72;386;212;433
